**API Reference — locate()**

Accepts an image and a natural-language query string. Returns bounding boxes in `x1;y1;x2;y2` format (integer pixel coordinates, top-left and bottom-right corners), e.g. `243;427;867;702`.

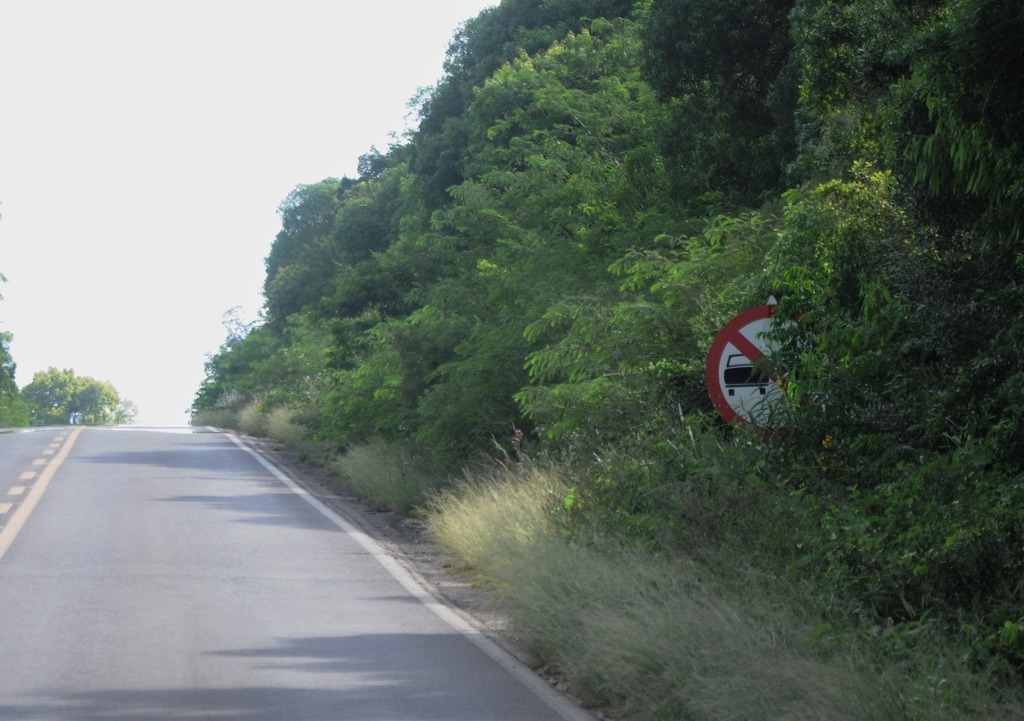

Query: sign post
705;301;789;427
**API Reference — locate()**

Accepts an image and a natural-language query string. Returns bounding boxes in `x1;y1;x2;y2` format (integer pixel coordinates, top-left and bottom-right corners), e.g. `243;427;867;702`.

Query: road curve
0;427;591;721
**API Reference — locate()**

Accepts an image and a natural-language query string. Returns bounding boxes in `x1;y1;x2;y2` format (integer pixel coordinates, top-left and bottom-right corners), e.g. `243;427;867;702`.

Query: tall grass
511;542;904;720
237;401;268;437
263;406;307;445
190;390;248;429
428;460;565;576
331;441;447;515
189;407;239;429
191;400;308;441
424;460;1024;721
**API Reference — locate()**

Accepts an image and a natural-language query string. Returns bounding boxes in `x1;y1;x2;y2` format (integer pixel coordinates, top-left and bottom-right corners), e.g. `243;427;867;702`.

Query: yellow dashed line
0;429;83;560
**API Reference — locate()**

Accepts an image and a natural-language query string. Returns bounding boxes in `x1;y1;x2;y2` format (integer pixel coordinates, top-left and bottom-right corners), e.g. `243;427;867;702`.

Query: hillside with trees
192;1;1024;718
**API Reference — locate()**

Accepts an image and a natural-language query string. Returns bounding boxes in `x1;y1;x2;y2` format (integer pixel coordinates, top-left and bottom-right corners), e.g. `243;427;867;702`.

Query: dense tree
22;367;136;425
907;0;1024;231
410;0;636;210
263;179;343;325
0;330;29;427
330;164;407;266
0;271;30;427
423;18;680;453
393;18;679;458
640;0;799;206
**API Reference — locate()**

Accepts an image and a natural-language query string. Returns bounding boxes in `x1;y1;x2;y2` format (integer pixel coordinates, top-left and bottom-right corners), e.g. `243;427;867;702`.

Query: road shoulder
236;434;584;696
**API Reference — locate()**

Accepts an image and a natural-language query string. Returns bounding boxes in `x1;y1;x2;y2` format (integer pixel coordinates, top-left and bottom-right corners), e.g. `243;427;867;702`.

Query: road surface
0;427;589;720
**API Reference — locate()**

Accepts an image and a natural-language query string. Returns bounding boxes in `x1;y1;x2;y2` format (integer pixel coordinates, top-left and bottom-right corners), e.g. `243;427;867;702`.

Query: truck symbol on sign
723;354;770;396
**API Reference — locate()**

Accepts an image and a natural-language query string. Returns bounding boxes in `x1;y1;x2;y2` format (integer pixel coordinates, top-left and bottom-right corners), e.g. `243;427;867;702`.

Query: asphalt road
0;427;589;721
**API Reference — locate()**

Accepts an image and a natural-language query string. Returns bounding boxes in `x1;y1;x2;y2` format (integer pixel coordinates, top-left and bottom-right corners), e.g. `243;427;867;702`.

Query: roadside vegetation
190;1;1024;718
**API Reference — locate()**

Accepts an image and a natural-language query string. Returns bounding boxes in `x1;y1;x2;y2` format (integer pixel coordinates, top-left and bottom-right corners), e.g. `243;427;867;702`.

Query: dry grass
237;401;268;437
189;407;240;429
423;459;1024;721
427;460;564;576
263;406;309;445
331;441;446;515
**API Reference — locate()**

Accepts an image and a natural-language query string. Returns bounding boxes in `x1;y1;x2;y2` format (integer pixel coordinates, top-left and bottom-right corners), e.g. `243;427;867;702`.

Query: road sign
705;303;789;427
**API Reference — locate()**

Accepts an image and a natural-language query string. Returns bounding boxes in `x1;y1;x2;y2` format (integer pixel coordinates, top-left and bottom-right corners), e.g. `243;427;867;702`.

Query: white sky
0;0;495;425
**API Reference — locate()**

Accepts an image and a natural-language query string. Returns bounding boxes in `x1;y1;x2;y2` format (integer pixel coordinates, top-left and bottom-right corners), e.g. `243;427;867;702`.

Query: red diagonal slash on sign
705;304;788;426
725;325;787;390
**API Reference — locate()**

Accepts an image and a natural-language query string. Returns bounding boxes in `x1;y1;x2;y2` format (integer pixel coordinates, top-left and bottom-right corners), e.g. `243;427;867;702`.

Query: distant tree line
0;298;135;426
20;367;136;426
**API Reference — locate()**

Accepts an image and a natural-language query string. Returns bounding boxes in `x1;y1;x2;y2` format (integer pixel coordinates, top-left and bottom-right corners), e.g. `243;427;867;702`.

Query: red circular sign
705;304;787;427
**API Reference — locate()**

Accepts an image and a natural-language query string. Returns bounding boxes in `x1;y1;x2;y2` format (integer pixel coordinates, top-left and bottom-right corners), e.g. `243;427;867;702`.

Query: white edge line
226;432;595;721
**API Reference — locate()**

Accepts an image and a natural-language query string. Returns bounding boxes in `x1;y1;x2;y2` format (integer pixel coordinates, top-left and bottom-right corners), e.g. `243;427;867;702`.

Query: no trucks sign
705;302;790;427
